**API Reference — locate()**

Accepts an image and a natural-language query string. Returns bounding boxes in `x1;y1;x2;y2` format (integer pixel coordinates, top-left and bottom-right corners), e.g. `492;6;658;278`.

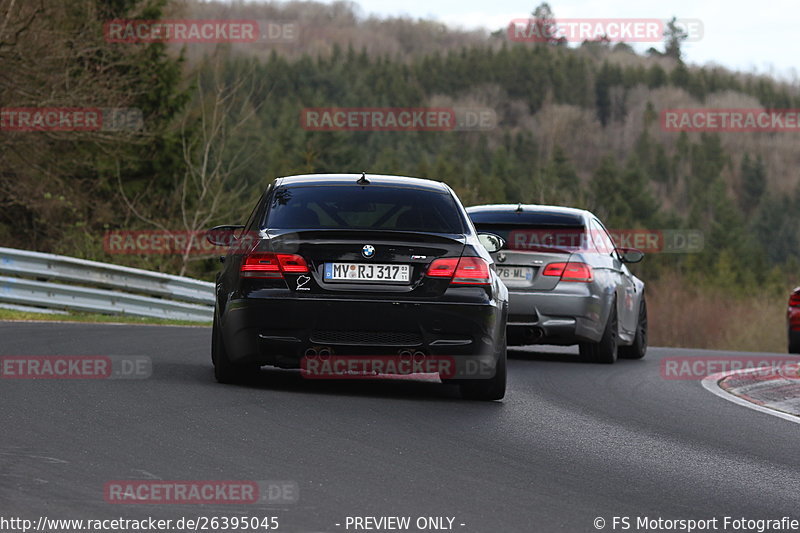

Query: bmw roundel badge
362;245;375;258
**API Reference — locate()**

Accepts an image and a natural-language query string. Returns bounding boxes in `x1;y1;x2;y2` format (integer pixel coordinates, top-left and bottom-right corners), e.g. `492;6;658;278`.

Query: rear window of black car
264;185;466;233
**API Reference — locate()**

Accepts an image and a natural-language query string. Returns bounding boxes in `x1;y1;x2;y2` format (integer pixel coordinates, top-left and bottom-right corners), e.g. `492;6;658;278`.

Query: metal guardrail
0;247;214;322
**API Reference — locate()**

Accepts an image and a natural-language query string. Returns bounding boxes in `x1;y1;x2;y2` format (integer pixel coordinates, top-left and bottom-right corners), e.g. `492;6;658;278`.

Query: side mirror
478;233;505;253
206;225;245;247
617;247;644;263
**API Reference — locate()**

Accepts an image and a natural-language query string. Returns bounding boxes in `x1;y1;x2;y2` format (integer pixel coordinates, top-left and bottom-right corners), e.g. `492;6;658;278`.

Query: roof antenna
357;172;370;185
515;203;523;212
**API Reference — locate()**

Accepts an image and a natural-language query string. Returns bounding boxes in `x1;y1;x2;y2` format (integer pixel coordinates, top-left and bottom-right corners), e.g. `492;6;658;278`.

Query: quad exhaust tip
398;349;427;360
305;346;334;359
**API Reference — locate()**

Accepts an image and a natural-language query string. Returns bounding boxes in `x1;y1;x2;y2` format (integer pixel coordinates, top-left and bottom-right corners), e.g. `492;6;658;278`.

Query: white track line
701;368;800;425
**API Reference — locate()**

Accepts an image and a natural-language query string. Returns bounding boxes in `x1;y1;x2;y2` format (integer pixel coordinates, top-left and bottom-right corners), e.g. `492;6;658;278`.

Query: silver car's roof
466;204;589;217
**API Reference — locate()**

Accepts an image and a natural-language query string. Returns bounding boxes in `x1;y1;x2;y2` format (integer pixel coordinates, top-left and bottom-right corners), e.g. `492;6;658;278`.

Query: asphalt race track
2;322;799;532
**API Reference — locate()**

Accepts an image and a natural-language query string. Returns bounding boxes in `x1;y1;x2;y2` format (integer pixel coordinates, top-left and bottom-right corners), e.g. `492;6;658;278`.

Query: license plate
324;263;410;283
497;266;534;282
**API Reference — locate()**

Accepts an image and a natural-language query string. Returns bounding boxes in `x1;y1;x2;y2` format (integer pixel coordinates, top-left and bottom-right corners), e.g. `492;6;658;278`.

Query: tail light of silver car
542;262;594;282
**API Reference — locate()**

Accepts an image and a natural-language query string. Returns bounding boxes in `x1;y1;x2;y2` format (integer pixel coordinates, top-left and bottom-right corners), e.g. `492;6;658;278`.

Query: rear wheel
459;336;507;401
579;300;618;364
789;328;800;354
213;312;259;384
619;298;647;360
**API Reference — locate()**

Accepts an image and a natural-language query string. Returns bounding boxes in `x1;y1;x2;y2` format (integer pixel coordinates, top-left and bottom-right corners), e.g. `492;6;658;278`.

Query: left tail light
427;256;491;285
241;253;308;278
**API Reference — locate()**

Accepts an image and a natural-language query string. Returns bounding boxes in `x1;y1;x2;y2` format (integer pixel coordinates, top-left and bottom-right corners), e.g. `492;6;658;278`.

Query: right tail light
542;262;594;282
426;256;491;285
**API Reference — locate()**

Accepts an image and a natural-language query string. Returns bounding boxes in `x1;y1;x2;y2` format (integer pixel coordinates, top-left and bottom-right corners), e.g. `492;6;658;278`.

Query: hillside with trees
1;0;798;349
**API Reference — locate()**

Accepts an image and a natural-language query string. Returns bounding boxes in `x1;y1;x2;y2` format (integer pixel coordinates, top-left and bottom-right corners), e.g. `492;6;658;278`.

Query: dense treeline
0;0;188;259
1;0;798;294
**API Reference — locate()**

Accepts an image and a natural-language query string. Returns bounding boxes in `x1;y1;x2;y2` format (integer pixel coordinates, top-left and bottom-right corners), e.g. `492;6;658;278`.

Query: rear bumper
506;286;604;345
221;295;505;367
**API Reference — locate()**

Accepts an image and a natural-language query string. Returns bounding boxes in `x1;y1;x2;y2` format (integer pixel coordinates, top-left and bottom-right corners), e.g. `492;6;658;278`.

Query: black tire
459;335;507;401
212;312;258;384
619;297;647;360
579;300;618;364
789;328;800;354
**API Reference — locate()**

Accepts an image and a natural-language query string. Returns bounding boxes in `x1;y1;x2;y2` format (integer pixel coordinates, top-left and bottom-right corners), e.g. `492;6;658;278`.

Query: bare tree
116;55;264;275
175;61;262;274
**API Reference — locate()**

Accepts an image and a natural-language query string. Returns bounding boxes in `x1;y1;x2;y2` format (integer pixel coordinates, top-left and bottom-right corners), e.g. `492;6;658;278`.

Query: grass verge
648;274;788;353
